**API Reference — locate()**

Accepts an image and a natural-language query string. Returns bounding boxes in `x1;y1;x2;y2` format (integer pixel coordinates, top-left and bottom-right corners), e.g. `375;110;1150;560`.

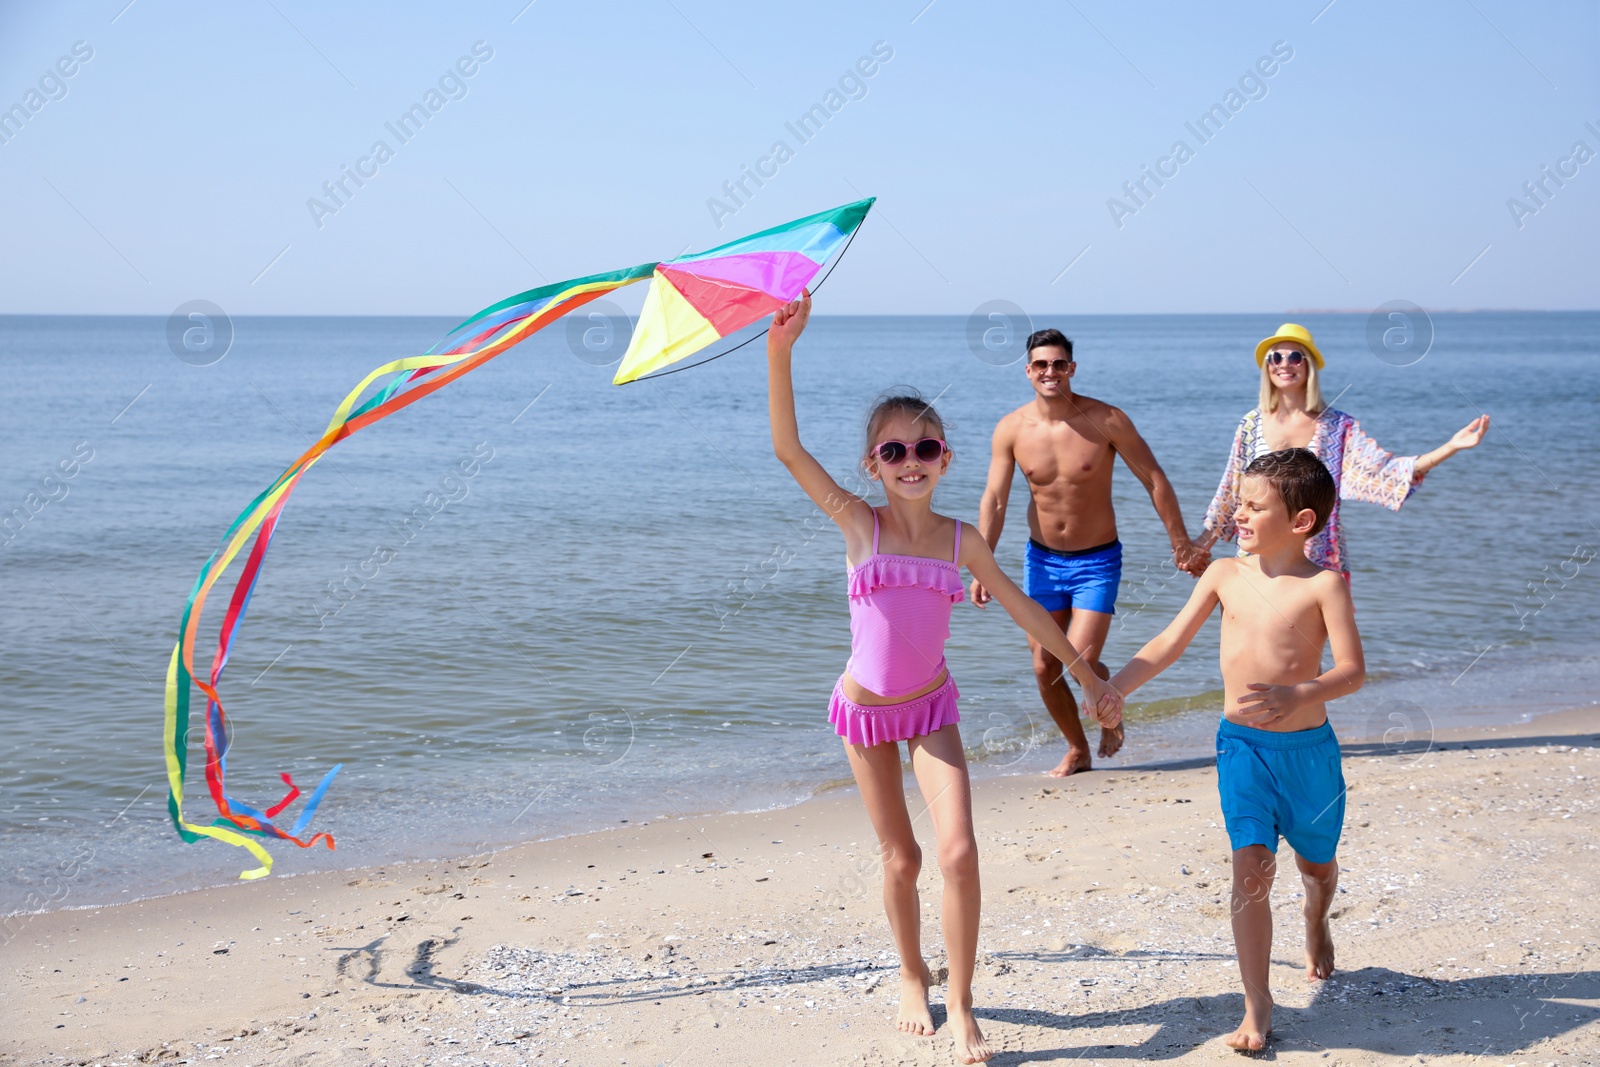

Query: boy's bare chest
1217;574;1327;652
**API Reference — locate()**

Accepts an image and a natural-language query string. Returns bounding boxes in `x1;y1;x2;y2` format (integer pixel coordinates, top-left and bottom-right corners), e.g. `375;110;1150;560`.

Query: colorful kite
163;197;874;879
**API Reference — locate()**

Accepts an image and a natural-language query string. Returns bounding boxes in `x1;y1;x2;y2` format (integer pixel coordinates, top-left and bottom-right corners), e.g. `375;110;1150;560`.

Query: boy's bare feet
1296;856;1339;981
1098;721;1124;758
1223;994;1272;1052
947;1003;993;1063
1305;910;1336;980
897;963;934;1036
1048;749;1092;776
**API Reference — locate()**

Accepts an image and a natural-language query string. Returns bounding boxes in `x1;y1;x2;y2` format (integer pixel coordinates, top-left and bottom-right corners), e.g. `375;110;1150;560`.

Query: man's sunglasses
1028;358;1073;374
873;438;948;466
1265;350;1306;366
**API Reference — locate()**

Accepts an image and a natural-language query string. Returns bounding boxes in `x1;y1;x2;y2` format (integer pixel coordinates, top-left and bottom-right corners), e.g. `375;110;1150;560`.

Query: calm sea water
2;312;1597;911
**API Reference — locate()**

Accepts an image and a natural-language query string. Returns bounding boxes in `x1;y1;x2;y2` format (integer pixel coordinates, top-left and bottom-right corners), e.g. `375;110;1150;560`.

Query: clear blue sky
1;0;1595;315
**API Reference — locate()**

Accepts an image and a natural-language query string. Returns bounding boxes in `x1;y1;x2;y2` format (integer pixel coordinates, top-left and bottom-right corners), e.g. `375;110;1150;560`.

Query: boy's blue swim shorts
1215;717;1345;864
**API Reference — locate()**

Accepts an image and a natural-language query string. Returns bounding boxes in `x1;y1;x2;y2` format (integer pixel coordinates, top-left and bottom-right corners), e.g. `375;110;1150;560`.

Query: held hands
1085;677;1124;730
968;577;992;607
769;289;811;353
1173;539;1211;578
1234;682;1306;727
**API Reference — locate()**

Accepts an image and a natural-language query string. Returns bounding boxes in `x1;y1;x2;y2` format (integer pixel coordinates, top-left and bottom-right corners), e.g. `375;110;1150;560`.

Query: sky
0;0;1595;316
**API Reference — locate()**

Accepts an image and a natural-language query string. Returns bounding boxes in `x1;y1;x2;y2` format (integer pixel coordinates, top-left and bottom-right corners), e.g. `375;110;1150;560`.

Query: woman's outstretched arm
1413;414;1489;474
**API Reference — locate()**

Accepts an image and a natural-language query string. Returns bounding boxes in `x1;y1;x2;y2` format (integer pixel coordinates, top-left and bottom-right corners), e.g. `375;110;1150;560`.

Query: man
970;328;1208;776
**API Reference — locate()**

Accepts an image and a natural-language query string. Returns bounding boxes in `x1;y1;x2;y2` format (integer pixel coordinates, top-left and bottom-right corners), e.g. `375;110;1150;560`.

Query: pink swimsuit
828;510;965;746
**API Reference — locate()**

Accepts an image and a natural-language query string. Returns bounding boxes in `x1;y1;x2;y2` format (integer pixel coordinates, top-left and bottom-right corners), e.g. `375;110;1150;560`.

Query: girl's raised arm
767;293;873;536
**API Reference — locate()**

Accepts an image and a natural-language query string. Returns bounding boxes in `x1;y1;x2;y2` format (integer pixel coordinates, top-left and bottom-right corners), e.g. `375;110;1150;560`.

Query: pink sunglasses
873;438;948;466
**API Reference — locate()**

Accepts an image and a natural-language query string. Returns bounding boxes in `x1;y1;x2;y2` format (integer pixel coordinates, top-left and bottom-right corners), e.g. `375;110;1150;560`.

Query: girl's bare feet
1223;994;1272;1052
1098;721;1125;758
948;1002;994;1063
896;963;934;1036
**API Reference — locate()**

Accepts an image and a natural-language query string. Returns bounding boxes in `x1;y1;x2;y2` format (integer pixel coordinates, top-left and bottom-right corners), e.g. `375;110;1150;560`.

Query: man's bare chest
1015;427;1111;489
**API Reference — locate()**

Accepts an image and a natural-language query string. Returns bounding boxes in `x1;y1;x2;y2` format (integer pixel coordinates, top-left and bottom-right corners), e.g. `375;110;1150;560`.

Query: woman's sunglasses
873;437;948;466
1266;350;1306;366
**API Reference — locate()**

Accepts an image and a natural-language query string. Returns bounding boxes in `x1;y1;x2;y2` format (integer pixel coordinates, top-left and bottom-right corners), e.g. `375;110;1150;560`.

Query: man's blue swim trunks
1215;718;1345;864
1023;538;1122;615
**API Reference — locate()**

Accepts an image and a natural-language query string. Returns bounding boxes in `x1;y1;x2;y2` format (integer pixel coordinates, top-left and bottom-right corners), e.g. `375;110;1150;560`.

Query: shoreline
2;691;1587;923
5;705;1597;1065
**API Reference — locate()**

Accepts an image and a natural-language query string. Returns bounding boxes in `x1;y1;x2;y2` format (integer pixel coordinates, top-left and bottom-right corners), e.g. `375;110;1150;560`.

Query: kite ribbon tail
264;773;300;819
193;823;275;881
290;763;343;838
163;263;660;879
202;488;293;816
163;643;276;879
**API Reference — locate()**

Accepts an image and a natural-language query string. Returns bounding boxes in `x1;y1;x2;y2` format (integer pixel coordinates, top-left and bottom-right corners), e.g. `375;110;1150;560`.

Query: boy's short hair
1243;448;1336;535
1026;328;1073;358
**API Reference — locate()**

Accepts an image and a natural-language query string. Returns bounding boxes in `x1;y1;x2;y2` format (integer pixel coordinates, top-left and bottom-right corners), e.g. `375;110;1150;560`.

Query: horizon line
2;307;1597;319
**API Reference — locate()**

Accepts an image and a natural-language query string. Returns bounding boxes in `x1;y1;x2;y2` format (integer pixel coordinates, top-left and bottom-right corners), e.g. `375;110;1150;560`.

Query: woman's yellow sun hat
1254;323;1325;369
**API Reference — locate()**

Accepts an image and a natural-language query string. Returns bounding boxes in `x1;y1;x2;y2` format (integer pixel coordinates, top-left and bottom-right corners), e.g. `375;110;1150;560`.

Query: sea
2;311;1597;913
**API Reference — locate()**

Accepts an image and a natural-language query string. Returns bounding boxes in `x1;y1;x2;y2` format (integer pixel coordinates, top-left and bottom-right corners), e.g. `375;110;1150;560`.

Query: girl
767;293;1122;1064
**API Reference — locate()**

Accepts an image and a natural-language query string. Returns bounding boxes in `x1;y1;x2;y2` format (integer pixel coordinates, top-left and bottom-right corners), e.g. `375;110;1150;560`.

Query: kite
163;197;874;880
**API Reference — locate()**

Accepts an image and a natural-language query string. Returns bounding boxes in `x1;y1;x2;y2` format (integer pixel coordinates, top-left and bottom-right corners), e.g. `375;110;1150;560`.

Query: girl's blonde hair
1258;351;1325;414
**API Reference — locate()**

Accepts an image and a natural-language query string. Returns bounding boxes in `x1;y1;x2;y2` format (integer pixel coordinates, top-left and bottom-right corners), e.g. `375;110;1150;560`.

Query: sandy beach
4;3;1596;1064
5;708;1597;1067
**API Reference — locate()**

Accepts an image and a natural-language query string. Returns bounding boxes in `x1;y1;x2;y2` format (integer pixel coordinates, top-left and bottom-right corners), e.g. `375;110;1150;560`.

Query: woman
1197;323;1488;577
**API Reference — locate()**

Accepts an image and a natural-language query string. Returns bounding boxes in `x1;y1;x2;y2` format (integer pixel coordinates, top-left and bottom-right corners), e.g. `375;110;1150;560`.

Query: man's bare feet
1097;721;1124;758
947;1003;993;1063
1223;994;1272;1052
1305;910;1336;980
1047;749;1093;777
896;963;935;1036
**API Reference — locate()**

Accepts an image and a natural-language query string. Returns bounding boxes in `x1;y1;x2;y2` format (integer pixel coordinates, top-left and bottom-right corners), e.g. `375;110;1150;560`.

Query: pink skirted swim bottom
829;675;960;747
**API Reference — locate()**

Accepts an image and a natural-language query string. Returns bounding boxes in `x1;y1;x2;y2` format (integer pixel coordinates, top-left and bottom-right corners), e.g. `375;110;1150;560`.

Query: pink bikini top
845;510;965;699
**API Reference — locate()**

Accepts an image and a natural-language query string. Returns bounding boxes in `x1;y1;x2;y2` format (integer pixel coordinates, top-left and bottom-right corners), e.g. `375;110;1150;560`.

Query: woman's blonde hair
1258;349;1325;414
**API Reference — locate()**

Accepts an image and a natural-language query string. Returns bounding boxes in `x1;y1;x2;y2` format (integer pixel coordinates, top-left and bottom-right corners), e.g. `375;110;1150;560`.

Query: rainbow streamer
164;198;873;879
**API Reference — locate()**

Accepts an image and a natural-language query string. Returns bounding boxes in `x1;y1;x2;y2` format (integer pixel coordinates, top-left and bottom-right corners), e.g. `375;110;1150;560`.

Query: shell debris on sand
5;720;1598;1065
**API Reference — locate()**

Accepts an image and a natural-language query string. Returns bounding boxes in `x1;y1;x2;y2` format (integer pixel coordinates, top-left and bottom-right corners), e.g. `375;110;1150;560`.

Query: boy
1108;448;1364;1051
